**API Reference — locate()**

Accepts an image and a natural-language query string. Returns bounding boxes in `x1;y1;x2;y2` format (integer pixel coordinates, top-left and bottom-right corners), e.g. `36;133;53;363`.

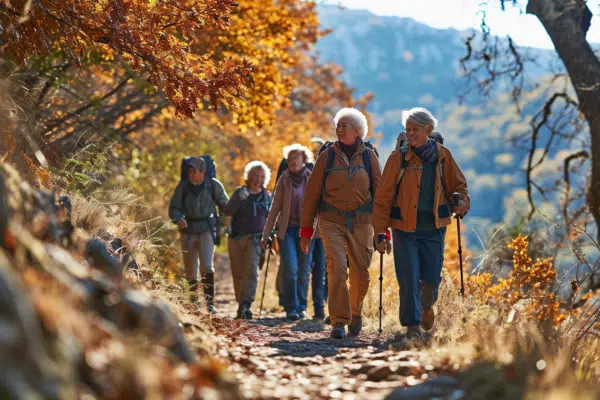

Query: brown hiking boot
348;315;362;336
422;308;435;332
330;323;346;339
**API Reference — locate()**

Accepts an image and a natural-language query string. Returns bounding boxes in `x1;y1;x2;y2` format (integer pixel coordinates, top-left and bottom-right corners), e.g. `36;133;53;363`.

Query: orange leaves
1;0;251;118
469;234;569;326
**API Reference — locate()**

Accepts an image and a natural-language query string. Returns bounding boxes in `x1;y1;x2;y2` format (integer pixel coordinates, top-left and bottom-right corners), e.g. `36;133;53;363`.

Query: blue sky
323;0;600;49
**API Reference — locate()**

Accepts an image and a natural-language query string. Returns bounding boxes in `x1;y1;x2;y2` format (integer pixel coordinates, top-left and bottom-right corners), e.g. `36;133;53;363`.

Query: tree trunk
527;0;600;239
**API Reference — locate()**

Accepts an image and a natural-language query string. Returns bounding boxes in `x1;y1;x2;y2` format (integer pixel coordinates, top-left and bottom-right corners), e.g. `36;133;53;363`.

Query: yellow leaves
467;234;571;326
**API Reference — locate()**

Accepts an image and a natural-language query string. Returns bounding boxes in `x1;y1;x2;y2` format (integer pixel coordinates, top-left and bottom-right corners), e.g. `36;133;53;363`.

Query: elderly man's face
287;151;305;173
406;121;431;148
248;168;266;192
188;167;205;185
336;117;360;146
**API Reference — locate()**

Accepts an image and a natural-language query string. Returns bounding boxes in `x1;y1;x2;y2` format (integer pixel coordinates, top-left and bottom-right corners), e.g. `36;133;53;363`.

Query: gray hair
283;143;314;164
333;107;369;139
243;161;271;187
402;107;438;131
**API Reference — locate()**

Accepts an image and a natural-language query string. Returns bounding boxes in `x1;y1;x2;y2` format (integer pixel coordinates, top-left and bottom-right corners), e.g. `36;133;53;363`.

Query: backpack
319;140;379;201
179;155;219;207
180;155;217;181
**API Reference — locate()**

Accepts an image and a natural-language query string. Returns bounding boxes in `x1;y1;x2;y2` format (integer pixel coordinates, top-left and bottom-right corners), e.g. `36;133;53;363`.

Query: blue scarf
412;139;438;164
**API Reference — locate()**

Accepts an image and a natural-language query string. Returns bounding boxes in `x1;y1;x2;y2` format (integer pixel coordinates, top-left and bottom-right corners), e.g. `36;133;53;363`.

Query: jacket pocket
438;204;451;219
390;206;403;220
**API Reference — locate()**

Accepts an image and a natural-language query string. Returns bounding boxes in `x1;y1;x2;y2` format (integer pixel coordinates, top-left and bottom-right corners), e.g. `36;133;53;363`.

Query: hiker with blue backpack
169;156;229;314
300;108;382;339
224;161;272;320
262;144;315;321
373;107;469;340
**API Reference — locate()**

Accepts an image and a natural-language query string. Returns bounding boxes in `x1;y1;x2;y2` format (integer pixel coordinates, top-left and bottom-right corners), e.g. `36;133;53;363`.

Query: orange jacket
372;143;469;235
300;141;382;237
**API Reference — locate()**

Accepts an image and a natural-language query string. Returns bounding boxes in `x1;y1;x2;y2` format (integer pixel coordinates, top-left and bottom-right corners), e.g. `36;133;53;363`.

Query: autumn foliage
1;0;253;118
466;234;568;326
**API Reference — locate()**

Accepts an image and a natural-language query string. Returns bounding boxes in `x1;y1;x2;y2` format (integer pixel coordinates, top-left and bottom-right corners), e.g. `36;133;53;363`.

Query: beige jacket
262;168;311;240
300;141;382;237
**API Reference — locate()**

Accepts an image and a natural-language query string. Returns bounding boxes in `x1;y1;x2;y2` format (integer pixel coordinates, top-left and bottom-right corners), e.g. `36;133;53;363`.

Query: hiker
300;108;382;339
224;161;272;320
262;144;315;321
274;137;327;315
169;156;229;314
373;107;469;339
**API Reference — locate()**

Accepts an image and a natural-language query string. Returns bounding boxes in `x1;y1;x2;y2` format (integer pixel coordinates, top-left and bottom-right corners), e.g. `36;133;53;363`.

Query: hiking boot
324;316;331;325
348;315;362;336
330;323;346;339
422;308;435;332
287;311;300;321
202;273;216;313
313;310;325;322
299;311;306;319
241;308;253;320
406;325;423;341
235;304;243;319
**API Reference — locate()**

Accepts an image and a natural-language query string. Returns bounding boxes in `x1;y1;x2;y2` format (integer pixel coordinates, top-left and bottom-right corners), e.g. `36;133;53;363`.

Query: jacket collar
332;140;366;160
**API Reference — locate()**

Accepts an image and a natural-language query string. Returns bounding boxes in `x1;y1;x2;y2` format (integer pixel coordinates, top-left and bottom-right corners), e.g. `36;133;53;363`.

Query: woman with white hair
225;161;272;319
262;144;315;320
373;107;470;340
300;107;382;339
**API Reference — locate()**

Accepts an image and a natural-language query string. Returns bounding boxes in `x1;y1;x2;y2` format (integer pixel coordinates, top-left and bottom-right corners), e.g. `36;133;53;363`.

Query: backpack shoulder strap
322;146;336;182
362;148;374;200
392;149;408;205
319;147;336;209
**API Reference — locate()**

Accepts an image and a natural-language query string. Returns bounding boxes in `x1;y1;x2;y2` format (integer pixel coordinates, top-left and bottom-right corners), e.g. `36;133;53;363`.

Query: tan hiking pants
228;233;262;305
319;219;374;326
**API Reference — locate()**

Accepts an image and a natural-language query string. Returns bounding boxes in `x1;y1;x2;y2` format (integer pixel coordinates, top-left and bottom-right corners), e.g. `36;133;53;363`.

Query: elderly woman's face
287;151;305;173
336;117;360;146
406;121;431;148
248;168;266;192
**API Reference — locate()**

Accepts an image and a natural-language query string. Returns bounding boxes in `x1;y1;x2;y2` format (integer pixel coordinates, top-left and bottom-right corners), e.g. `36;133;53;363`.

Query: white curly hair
402;107;438;131
243;161;271;187
333;107;369;139
283;143;314;164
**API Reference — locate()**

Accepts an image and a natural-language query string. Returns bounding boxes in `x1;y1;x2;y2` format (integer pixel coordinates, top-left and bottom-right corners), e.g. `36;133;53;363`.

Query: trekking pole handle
452;192;460;207
377;233;387;243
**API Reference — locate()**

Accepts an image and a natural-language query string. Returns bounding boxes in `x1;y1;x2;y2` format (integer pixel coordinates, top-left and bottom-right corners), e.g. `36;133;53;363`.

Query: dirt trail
202;255;460;400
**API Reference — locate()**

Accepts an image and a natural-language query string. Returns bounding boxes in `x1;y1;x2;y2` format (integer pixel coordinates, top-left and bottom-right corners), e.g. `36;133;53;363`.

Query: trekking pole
377;233;386;334
452;193;465;298
258;235;274;320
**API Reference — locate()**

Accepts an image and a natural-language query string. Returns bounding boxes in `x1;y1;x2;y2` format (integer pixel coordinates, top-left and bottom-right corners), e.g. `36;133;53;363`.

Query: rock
385;376;464;400
367;365;396;382
0;251;76;399
86;239;123;278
